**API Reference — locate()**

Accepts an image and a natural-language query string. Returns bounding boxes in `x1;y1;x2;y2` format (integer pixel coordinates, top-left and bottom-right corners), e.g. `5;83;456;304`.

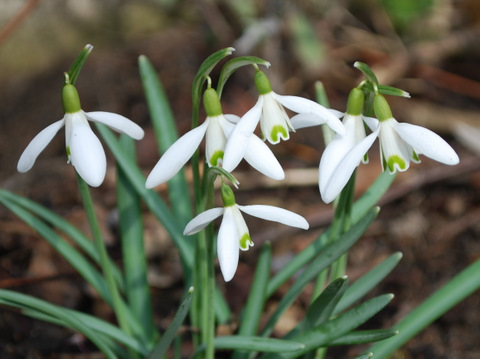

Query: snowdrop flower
17;83;144;187
146;88;284;189
319;88;377;203
223;70;345;172
320;93;459;203
184;184;309;281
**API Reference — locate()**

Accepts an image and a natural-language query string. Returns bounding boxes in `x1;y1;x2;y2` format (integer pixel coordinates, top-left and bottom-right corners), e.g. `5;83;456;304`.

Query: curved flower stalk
184;184;309;281
145;88;284;189
223;70;345;173
320;93;460;203
17;83;144;187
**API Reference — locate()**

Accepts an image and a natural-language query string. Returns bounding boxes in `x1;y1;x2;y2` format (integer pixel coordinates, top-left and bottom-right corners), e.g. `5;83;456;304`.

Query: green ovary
210;150;224;167
387;155;406;172
239;233;253;250
270;125;289;143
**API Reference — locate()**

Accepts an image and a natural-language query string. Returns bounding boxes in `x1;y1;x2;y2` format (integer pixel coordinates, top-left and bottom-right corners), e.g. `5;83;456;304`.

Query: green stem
75;174;134;341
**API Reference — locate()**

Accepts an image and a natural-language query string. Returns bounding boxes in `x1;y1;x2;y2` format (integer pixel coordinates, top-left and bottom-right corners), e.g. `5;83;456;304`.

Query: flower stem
75;173;135;343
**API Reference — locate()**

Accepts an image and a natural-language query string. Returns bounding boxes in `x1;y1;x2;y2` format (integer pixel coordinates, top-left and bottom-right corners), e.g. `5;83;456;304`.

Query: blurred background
0;0;479;357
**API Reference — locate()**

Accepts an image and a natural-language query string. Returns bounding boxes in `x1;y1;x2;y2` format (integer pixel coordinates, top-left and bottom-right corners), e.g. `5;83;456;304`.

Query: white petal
379;119;412;173
86;111;144;140
363;116;379;132
183;207;225;235
218;207;240;282
17;119;65;172
238;204;309;229
223;98;263;172
273;93;345;135
243;135;285;180
394;122;460;165
321;130;378;203
145;121;208;188
205;115;228;166
68;114;107;187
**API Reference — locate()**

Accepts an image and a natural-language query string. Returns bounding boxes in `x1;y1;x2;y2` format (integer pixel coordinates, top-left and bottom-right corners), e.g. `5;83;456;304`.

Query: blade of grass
262;294;394;359
117;135;157;346
148;287;194;359
0;289;120;359
261;208;379;338
0;189;124;289
369;257;480;358
267;172;394;298
334;252;402;315
232;243;272;359
139;55;192;227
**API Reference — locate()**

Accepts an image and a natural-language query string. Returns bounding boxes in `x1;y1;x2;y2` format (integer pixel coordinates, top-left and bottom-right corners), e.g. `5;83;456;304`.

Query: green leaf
334;252;402;315
139;55;192;226
369;257;480;358
263;294;394;358
261;208;379;338
96;123;194;270
192;47;235;117
216;56;270;97
0;290;120;359
232;243;272;359
67;44;93;86
354;353;373;359
148;287;194;359
329;329;398;346
285;276;349;340
267;171;394;299
117;135;157;345
212;336;304;353
0;197;111;303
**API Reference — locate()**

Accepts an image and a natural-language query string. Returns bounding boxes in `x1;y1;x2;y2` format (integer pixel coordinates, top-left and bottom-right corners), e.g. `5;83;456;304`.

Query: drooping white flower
17;83;144;187
223;70;345;173
145;88;284;189
183;184;309;281
320;93;460;203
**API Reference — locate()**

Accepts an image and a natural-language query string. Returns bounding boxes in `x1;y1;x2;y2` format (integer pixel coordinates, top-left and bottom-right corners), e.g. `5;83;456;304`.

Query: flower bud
62;84;82;114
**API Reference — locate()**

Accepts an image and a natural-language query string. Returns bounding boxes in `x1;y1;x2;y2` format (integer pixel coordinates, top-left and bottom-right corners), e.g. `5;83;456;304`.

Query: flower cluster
17;54;460;282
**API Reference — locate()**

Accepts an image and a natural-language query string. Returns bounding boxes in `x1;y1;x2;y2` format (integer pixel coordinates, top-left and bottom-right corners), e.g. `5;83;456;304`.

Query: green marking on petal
412;150;420;162
387;155;406;173
239;233;253;250
270;125;289;143
210;150;224;167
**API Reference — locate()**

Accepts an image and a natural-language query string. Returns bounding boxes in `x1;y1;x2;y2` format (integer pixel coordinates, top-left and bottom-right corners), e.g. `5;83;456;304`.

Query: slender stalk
75;174;134;340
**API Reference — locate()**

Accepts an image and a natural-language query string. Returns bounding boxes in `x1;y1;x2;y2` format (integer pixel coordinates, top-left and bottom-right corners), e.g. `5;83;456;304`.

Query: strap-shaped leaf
148;287;194;359
261;207;379;338
262;294;394;358
334;252;402;315
139;55;192;226
329;329;398;346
